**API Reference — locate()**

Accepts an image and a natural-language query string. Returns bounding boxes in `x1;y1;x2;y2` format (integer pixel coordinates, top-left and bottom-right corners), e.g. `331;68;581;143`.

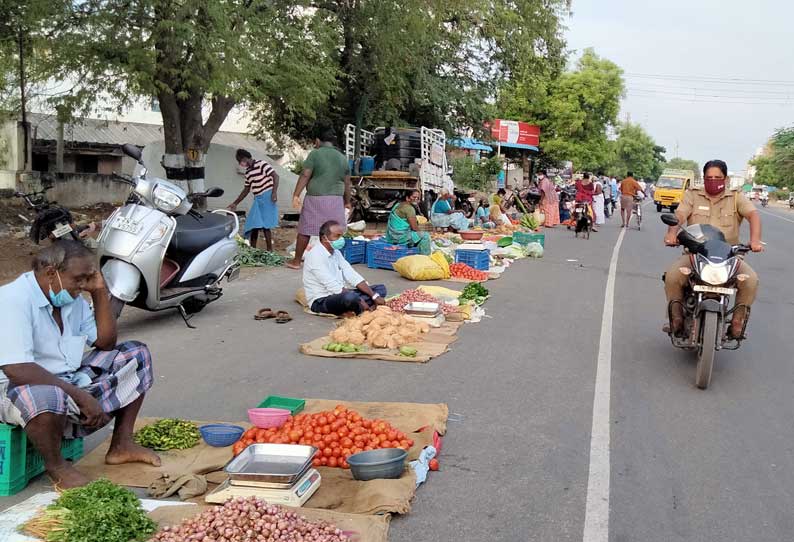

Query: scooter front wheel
695;312;719;389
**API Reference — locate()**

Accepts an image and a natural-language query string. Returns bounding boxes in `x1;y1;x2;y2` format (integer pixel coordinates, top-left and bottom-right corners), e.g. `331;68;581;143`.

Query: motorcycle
15;182;85;244
97;144;240;327
761;197;769;207
661;213;753;389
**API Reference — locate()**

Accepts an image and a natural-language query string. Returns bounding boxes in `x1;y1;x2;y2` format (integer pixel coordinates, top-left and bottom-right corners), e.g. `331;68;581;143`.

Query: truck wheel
656;204;662;213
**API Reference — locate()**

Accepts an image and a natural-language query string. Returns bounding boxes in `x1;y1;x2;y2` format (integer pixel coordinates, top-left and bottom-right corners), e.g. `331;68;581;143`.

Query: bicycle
632;194;643;230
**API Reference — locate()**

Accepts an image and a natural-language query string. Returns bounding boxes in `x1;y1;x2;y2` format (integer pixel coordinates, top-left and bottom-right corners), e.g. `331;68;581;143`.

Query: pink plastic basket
247;408;290;429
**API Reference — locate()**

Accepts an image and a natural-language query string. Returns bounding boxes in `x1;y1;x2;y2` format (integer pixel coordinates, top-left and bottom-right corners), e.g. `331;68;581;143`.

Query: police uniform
664;188;759;308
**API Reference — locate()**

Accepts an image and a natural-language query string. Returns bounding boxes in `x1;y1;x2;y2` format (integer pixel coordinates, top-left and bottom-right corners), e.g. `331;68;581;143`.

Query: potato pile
329;306;431;349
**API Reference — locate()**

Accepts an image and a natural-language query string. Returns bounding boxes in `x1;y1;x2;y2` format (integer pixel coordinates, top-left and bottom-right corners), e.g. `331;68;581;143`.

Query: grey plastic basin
346;448;408;481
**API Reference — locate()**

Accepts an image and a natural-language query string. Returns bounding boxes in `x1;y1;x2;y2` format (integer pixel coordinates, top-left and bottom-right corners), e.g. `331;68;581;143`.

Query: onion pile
152;497;349;542
386;289;456;315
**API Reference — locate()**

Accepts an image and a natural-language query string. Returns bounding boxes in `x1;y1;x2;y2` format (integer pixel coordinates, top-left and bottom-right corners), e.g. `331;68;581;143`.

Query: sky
565;0;794;175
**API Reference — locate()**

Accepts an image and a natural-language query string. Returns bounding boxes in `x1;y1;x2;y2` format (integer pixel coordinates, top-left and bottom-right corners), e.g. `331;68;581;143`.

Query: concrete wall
47;173;132;207
0;120;31;192
142;140;298;215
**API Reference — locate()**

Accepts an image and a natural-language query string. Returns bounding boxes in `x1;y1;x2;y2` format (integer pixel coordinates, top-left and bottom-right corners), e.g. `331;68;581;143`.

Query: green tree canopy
750;127;794;189
606;121;666;180
665;158;701;179
497;48;625;172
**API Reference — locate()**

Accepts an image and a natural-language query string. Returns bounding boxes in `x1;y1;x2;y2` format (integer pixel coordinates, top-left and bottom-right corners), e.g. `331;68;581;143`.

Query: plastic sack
526;241;544;258
430;251;451;279
393;255;446;281
417;285;462;303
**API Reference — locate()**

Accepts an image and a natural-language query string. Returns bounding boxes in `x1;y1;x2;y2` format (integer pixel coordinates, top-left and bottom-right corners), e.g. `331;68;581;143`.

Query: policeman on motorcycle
663;160;764;338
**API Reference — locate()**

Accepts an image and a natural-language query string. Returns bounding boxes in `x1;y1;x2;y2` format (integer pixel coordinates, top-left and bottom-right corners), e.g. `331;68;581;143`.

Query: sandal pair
254;308;292;323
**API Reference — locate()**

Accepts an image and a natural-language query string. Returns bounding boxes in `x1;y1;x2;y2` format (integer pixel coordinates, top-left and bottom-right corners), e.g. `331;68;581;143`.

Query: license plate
52;223;73;238
693;285;735;295
112;216;141;234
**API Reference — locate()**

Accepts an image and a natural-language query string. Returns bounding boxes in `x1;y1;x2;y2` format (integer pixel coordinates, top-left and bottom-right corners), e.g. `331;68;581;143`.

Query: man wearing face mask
663;159;763;338
0;240;160;489
303;221;387;316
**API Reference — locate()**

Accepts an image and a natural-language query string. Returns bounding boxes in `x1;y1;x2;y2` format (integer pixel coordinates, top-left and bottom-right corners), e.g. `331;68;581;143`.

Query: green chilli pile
134;418;201;450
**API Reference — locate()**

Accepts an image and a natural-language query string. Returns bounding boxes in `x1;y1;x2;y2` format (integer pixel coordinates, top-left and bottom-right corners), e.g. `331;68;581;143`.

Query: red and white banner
488;119;540;147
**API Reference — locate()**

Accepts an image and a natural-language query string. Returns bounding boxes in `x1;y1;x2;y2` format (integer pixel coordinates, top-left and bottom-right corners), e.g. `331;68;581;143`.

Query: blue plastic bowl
199;424;245;447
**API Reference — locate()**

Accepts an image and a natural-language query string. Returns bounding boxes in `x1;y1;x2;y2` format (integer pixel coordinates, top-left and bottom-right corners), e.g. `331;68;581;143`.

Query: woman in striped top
229;149;280;251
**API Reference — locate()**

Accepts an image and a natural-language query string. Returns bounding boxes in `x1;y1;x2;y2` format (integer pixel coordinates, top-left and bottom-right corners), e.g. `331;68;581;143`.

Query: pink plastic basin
247;408;290;429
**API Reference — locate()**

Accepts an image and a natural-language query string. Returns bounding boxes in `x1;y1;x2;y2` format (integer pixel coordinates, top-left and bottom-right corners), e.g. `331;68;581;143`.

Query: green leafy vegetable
236;239;286;267
21;479;156;542
459;282;489;305
134;418;200;451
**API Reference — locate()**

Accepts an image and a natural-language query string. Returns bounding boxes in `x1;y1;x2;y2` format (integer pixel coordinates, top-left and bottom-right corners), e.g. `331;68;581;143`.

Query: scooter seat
171;213;234;254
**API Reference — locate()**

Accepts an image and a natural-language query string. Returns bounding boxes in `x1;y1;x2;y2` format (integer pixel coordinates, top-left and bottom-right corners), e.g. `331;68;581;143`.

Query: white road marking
582;226;626;542
757;207;794;224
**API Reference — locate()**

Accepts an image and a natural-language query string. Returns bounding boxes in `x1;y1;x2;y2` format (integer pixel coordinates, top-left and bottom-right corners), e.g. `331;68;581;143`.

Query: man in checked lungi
0;240;160;488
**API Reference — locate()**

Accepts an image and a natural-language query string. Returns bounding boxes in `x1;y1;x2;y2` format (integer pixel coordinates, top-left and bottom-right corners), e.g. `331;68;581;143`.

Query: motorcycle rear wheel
695;312;719;389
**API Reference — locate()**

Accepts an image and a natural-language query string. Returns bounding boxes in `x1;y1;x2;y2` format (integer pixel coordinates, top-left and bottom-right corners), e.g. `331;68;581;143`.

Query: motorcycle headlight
152;185;183;212
698;261;730;286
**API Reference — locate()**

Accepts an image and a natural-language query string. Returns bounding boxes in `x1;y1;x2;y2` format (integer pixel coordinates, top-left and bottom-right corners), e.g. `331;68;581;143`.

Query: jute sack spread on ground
149;503;390;542
76;401;447;515
300;322;460;363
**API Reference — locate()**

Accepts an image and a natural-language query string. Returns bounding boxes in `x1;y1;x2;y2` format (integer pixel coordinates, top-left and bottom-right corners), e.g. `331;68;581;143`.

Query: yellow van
654;169;695;212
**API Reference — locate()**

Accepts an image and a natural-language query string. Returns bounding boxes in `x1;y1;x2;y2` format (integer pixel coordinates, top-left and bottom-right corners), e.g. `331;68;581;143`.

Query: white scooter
97;144;240;327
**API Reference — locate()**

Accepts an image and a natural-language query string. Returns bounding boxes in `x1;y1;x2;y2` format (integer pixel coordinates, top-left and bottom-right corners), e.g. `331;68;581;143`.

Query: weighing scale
206;468;321;506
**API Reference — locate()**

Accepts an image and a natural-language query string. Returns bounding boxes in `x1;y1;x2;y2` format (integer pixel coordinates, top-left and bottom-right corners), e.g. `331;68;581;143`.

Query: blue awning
449;137;494;152
494;142;539;151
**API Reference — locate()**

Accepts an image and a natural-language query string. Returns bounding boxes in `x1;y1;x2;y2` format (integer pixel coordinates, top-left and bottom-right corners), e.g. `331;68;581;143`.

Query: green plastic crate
256;395;305;415
513;231;545;247
0;424;84;496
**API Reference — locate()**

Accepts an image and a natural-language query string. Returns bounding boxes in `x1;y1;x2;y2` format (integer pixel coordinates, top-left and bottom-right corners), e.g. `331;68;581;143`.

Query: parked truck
344;124;473;222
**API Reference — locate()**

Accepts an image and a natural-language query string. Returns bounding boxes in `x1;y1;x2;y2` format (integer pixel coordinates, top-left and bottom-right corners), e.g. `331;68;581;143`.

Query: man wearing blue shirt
0;241;160;488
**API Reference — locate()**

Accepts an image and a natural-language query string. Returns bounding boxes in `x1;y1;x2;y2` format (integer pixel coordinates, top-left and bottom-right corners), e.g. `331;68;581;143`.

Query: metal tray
224;443;317;485
404;301;440;317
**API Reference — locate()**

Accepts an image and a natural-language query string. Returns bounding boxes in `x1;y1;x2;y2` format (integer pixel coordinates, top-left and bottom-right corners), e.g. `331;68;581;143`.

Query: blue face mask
330;238;346;251
49;271;76;307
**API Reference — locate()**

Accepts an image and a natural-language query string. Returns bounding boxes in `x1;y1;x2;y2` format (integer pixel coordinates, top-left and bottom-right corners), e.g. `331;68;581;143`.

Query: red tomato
429;458;439;471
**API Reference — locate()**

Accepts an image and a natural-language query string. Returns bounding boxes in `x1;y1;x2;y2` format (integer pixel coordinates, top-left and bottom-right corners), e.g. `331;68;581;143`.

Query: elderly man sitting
0;240;160;488
304;221;387;316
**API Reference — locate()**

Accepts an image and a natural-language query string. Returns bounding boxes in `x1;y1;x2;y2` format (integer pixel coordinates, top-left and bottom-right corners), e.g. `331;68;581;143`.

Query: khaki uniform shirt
677;188;756;245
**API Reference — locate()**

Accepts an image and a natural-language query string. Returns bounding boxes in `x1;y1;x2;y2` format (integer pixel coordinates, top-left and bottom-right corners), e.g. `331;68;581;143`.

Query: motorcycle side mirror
661;213;679;227
121;144;143;162
204;187;224;198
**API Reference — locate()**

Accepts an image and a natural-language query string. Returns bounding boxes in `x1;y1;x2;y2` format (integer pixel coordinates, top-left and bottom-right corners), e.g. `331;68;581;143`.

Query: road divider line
582;226;626;542
757;207;794;224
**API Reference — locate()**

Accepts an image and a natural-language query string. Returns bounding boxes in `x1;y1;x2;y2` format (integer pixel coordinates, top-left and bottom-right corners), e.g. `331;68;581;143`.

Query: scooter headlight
152;185;183;212
698;261;730;286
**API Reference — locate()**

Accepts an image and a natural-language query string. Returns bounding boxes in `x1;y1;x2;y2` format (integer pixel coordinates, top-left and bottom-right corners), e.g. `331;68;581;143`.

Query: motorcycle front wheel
695;312;719;389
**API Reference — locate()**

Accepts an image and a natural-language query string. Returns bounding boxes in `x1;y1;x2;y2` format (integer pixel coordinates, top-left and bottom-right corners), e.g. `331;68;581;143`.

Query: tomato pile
449;263;488;281
232;405;414;469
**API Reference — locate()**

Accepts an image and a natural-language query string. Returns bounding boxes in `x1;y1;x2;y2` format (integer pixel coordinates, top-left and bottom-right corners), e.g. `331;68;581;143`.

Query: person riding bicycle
663;160;764;338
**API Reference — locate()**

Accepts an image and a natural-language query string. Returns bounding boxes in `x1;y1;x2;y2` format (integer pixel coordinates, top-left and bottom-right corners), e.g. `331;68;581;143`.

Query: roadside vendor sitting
383;189;431;255
0;241;160;489
304;221;387;316
490;189;512;226
430;189;470;231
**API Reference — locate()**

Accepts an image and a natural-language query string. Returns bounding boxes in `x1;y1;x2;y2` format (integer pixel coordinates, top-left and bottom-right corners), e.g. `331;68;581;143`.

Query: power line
626;84;794;97
627;87;794;101
625;72;794;87
626;92;794;106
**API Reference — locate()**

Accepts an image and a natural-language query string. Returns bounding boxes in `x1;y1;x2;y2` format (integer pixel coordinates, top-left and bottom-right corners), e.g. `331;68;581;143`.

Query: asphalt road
6;203;794;542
